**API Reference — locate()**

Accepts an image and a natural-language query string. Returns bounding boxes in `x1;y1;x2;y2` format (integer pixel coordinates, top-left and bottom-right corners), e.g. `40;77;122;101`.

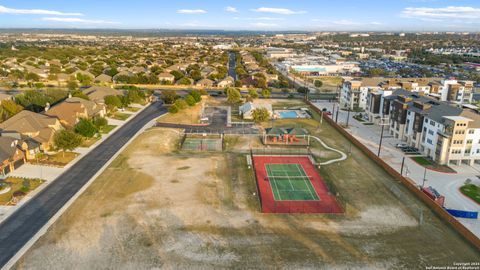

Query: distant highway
0;101;167;269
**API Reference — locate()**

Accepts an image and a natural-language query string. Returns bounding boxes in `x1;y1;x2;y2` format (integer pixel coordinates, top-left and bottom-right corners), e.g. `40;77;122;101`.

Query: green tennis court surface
265;164;320;201
182;138;222;151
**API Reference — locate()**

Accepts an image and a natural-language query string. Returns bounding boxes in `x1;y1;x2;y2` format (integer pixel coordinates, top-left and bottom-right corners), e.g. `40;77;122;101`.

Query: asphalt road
0;101;167;268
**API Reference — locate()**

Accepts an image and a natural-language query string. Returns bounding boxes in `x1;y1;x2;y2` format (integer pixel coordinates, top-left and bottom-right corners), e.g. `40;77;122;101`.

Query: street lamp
346;108;351;128
422;167;427;188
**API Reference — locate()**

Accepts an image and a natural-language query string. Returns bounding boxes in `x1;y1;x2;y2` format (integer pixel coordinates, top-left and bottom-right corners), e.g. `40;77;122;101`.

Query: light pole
346;109;351;128
422;167;427;188
378;123;385;156
400;156;405;175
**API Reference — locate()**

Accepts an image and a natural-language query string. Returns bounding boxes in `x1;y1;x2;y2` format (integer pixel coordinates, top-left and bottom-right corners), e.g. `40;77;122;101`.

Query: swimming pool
277;111;298;119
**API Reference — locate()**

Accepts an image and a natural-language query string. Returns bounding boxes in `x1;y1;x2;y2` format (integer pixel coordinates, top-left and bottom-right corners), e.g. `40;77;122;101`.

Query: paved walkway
313;101;480;237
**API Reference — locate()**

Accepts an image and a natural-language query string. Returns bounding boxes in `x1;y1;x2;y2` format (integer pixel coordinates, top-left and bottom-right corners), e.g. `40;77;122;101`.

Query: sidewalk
313;101;480;237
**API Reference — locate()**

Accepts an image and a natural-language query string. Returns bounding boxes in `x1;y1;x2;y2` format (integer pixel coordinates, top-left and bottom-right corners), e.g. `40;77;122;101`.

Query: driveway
0;101;167;268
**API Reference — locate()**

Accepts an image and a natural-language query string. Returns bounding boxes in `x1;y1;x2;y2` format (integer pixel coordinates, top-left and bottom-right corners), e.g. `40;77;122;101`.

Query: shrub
190;90;202;102
75;118;98;138
174;99;188;110
168;104;179;113
185;95;196;106
94;117;108;128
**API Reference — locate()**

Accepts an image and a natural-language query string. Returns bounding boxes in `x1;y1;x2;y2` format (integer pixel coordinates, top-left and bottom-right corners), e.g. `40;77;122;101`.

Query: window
428;130;434;135
467;140;473;144
469;129;475;134
427;139;433;144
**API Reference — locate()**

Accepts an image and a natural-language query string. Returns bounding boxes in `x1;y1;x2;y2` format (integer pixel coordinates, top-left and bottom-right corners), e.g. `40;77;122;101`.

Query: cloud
401;6;480;20
177;9;207;14
0;5;82;16
250;22;278;28
234;17;284;21
42;17;119;24
225;6;237;13
251;7;306;15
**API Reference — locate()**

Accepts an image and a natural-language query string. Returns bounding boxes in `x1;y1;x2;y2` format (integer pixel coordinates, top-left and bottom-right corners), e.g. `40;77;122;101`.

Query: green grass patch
81;136;100;147
460;184;480;204
100;125;117;134
34;151;79;166
412;156;433;166
113;112;131;121
0;177;45;205
126;107;141;112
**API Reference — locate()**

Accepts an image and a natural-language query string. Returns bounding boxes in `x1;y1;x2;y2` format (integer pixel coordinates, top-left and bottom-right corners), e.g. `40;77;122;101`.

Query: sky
0;0;479;31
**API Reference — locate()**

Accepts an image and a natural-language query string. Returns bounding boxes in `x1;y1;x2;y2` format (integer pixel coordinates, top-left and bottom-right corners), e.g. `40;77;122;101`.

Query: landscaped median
0;177;45;206
460;184;480;205
410;156;456;174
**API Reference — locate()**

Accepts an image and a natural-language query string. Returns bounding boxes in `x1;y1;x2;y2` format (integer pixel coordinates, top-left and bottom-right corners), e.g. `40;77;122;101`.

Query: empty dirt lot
14;118;479;269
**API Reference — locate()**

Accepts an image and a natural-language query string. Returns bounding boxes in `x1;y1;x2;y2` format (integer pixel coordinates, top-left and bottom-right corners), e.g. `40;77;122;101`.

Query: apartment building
342;77;474;111
367;89;480;165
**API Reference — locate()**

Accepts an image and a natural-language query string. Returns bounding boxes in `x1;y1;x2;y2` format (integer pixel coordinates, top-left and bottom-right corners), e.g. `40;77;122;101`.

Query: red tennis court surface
253;156;343;214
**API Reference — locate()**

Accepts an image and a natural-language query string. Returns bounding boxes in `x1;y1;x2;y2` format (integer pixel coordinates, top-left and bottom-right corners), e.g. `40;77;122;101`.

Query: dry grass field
13;101;479;270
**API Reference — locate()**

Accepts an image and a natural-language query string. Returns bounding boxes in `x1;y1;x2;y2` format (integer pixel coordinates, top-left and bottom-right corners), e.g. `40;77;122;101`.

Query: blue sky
0;0;479;31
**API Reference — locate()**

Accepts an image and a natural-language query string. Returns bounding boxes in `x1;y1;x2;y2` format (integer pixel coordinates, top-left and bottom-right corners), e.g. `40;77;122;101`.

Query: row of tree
167;90;203;114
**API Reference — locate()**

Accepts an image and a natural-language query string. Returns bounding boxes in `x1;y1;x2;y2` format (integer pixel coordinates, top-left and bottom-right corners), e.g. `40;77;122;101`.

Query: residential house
0;110;62;152
83;86;124;104
239;102;273;120
45;97;106;128
195;78;214;88
0;136;26;175
94;74;113;84
158;72;175;83
217;76;234;88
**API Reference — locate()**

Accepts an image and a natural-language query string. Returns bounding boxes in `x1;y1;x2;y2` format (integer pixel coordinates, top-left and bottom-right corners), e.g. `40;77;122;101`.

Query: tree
93;117;108;129
104;95;122;109
170;70;184;81
226;88;241;104
168;104;179;113
314;80;323;88
297;87;310;94
75;118;98;138
174;99;188;110
67;77;79;91
25;72;40;82
1;100;23;119
251;108;270;123
71;90;90;100
161;90;177;104
54;130;83;156
177;77;192;85
190;90;202;102
190;70;202;81
185;95;196;106
248;89;258;99
261;88;271;98
76;73;92;86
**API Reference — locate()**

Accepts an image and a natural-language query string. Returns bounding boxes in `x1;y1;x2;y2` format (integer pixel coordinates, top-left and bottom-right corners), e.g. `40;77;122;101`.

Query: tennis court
265;164;319;201
252;155;343;214
181;134;223;151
